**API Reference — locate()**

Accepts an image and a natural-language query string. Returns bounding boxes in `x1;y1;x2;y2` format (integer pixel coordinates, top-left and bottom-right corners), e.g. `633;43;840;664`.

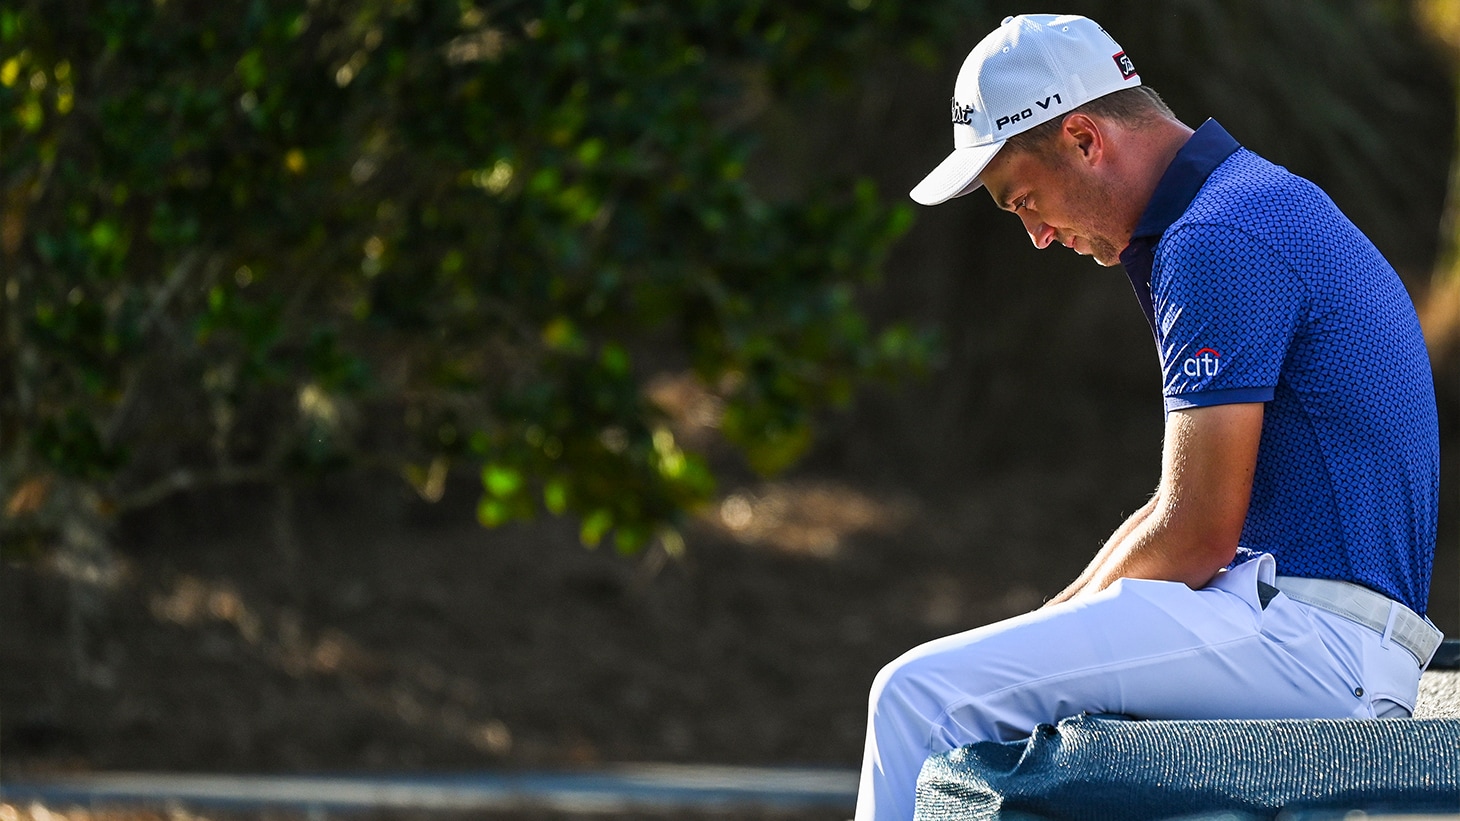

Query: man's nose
1021;214;1056;249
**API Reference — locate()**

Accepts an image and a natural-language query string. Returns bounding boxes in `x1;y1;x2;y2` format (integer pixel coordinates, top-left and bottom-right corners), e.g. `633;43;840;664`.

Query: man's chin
1087;241;1122;267
1069;236;1121;266
1077;247;1121;267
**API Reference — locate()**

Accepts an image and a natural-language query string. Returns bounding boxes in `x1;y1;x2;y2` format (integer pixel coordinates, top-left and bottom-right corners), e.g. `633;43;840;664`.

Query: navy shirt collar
1129;118;1241;242
1119;119;1241;341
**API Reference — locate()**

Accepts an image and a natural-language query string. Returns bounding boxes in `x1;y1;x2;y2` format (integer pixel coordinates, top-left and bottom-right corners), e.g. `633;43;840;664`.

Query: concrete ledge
0;764;861;816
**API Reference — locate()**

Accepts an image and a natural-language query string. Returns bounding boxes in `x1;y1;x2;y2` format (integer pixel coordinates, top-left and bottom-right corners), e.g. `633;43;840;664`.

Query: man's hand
1046;402;1264;606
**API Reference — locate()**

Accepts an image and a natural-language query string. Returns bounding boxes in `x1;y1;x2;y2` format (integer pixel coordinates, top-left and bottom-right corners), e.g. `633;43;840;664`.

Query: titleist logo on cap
951;100;975;126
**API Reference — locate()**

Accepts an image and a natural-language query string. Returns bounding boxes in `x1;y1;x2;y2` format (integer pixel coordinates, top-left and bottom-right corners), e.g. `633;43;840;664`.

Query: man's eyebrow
990;185;1014;211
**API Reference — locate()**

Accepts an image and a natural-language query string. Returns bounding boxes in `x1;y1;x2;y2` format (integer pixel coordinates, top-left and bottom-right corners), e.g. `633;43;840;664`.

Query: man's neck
1117;117;1196;240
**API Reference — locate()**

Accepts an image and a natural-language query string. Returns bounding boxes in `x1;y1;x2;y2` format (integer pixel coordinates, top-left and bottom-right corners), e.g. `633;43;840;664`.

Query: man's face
979;141;1127;267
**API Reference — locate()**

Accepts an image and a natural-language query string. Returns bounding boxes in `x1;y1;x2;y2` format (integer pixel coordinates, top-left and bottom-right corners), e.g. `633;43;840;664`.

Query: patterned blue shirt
1119;120;1439;614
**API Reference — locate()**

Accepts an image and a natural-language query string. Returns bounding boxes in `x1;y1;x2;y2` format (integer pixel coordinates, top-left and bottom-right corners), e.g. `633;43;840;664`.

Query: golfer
855;14;1444;820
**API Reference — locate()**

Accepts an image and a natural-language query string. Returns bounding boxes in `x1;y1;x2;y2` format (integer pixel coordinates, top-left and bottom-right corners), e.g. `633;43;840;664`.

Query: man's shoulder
1160;149;1352;260
1178;149;1320;227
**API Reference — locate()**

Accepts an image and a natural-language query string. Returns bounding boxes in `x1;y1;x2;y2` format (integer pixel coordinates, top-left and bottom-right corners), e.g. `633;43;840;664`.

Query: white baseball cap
909;14;1142;206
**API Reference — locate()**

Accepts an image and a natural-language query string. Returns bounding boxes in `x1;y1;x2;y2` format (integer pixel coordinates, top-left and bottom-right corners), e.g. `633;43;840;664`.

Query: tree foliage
0;1;949;558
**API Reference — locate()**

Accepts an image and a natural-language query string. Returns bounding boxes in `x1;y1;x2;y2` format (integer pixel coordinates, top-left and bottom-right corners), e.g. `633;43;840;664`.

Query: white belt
1275;576;1444;668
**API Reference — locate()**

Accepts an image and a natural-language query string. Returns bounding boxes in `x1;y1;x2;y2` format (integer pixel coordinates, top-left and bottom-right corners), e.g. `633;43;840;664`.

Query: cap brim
909;142;1005;205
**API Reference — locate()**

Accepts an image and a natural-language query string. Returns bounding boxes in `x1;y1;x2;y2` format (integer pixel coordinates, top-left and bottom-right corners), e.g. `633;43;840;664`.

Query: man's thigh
882;558;1367;745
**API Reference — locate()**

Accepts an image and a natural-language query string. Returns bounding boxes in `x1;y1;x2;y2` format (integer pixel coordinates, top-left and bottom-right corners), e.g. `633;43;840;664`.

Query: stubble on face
1050;159;1125;266
993;133;1129;267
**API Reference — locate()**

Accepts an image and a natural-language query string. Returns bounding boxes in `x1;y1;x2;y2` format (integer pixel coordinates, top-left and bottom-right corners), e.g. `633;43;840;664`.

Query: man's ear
1061;113;1103;164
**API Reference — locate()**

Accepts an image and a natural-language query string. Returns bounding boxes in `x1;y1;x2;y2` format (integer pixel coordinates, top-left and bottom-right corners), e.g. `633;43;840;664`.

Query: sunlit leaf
580;508;613;547
483;463;523;498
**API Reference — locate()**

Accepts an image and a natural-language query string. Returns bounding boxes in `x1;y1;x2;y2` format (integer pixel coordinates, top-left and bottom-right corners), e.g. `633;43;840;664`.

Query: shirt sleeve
1152;223;1305;411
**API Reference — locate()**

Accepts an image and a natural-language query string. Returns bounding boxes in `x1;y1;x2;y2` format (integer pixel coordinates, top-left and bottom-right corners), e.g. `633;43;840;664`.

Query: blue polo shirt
1119;119;1439;614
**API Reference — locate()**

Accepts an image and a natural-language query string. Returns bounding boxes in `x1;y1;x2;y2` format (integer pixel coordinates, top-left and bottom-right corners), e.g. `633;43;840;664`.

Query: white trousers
853;555;1425;821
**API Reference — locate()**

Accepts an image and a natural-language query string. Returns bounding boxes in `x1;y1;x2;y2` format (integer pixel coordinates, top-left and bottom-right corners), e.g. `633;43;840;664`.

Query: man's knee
868;641;963;721
868;652;913;712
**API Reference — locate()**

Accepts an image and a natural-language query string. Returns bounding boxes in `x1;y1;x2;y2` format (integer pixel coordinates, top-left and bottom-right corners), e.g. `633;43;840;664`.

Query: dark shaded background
3;0;1456;796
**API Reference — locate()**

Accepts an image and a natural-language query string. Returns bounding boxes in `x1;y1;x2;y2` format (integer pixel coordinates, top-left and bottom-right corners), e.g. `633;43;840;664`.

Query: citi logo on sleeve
1182;347;1221;378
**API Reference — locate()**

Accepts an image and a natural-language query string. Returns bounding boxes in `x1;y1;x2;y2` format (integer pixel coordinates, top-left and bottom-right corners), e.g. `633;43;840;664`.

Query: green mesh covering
915;714;1460;821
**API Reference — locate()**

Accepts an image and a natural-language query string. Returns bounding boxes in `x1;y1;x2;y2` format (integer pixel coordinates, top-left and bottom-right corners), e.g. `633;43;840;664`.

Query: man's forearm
1044;404;1262;607
1044;495;1158;607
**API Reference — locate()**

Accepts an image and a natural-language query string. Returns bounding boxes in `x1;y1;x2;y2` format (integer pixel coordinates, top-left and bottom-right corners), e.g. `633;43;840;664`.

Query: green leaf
579;508;613;547
543;478;569;514
476;497;511;528
235;49;265;89
88;220;120;252
614;524;648;555
599;343;630;376
483;463;523;498
542;316;586;353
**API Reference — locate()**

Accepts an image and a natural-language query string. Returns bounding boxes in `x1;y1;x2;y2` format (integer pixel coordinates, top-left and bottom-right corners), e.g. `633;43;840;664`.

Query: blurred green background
1;0;1456;790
